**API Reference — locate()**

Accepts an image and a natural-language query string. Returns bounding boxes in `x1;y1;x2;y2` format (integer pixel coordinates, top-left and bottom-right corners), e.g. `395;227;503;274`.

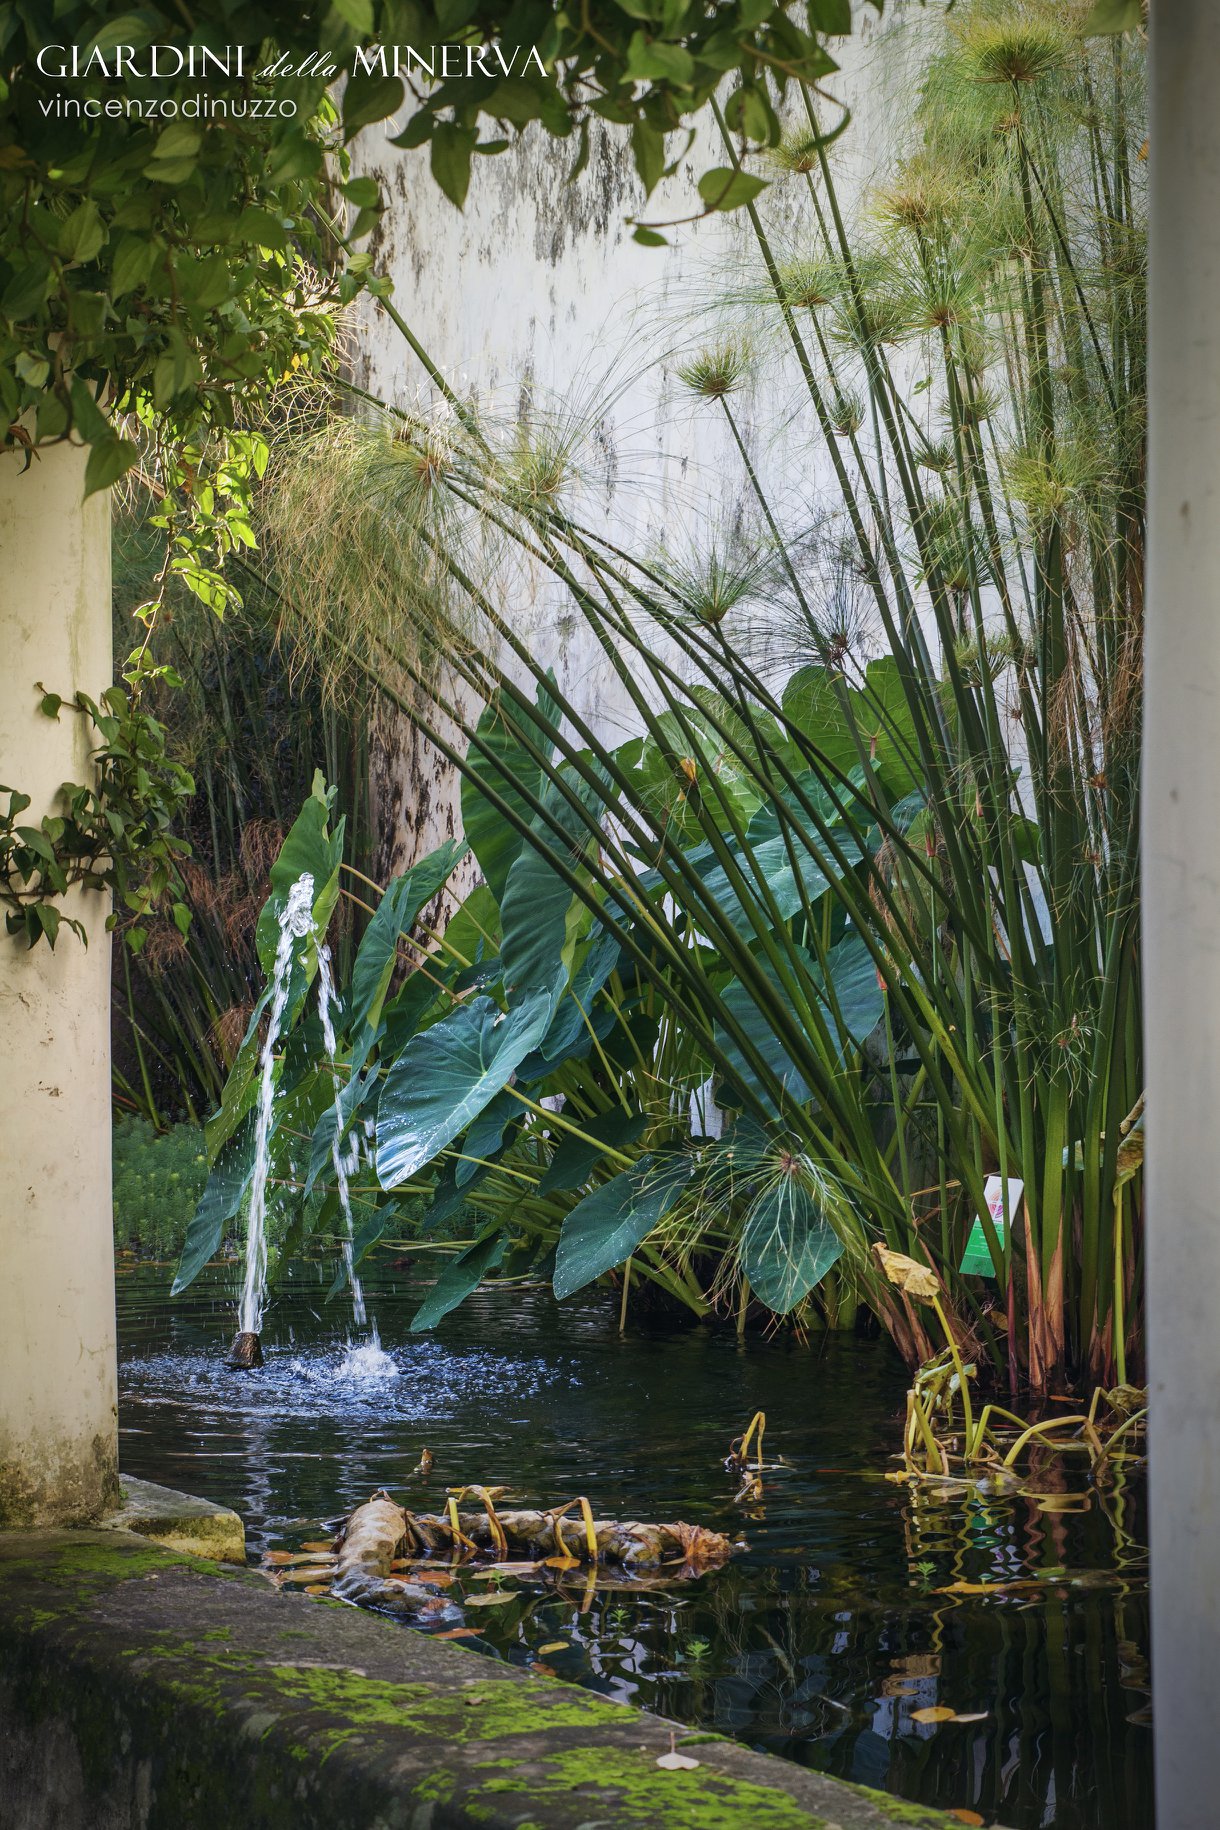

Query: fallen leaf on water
950;1712;990;1723
463;1590;518;1607
300;1541;334;1553
538;1641;569;1655
880;1679;921;1697
435;1627;483;1640
544;1555;581;1569
910;1706;957;1724
937;1578;1054;1597
656;1753;701;1770
948;1811;986;1826
532;1663;558;1677
304;1584;329;1596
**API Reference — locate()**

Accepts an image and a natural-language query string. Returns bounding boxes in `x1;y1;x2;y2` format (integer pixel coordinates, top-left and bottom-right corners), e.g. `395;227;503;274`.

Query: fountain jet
232;872;316;1366
316;938;369;1332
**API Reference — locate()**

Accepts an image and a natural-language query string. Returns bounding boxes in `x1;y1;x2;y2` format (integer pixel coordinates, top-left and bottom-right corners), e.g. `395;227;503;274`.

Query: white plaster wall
0;441;118;1525
348;1;936;876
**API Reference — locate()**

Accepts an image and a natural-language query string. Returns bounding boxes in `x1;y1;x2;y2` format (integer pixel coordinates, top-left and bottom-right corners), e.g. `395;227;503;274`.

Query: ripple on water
119;1337;559;1424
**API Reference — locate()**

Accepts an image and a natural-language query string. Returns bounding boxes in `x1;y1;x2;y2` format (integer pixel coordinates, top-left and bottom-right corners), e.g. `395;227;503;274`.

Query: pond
116;1259;1150;1830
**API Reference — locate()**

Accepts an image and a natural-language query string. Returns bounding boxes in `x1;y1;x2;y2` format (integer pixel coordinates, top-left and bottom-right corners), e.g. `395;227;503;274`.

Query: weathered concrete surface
0;442;117;1529
0;1530;987;1830
102;1476;246;1564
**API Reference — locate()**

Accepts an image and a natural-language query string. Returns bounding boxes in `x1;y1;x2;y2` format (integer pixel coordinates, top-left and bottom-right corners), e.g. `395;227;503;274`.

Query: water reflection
116;1259;1151;1830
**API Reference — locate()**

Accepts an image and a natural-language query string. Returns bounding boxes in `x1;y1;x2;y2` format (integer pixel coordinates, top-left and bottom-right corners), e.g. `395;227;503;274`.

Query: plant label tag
960;1175;1023;1276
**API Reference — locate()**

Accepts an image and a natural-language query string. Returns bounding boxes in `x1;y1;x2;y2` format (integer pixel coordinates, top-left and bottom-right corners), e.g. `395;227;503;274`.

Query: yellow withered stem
481;1491;509;1557
739;1410;766;1471
578;1495;599;1560
446;1495;477;1552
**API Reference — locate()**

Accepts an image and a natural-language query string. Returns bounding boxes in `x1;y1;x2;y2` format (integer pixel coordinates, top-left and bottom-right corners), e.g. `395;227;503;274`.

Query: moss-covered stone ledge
0;1530;994;1830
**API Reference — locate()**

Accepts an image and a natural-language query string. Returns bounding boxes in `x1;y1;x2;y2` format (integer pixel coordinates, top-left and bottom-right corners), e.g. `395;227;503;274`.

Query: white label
981;1174;1024;1231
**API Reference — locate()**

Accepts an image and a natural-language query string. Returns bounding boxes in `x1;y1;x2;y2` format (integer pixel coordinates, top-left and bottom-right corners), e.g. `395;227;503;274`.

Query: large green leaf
693;829;861;934
172;1115;255;1293
537;1108;647;1196
850;656;921;798
619;707;762;842
553;1153;691;1299
781;668;860;779
715;934;884;1111
740;1176;845;1313
743;769;843;849
421;1158;493;1229
457;1088;520;1186
498;837;574;1002
409;1230;507;1332
499;765;604;1005
348;838;467;1037
461;680;558;898
204;984;271;1158
538;926;622;1065
375;990;554;1186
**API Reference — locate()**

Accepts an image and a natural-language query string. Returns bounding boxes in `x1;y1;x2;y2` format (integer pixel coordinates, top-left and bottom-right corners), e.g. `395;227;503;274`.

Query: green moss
263;1662;619;1758
473;1747;829;1830
412;1770;457;1804
0;1537;210;1630
846;1785;969;1826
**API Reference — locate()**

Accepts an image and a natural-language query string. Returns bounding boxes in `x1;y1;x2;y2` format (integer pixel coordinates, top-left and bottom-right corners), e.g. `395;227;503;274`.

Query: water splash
338;1326;400;1383
317;940;368;1332
238;873;315;1337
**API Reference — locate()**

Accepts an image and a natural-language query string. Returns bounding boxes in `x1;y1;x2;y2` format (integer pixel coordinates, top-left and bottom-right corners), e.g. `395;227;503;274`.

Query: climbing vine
0;661;194;950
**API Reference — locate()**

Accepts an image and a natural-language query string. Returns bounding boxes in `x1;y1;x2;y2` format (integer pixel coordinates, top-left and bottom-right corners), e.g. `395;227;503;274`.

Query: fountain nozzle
229;1331;264;1370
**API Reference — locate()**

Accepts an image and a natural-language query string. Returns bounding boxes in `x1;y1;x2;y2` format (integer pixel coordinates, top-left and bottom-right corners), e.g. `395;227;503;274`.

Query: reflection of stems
1113;1186;1128;1387
1091;1407;1147;1477
931;1294;974;1453
1002;1415;1090;1469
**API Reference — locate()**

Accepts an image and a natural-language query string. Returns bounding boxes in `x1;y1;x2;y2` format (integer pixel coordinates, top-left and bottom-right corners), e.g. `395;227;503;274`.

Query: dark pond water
116;1259;1151;1830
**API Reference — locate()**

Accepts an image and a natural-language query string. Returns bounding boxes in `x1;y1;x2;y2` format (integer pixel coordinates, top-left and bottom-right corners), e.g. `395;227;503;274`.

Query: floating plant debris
268;1489;737;1624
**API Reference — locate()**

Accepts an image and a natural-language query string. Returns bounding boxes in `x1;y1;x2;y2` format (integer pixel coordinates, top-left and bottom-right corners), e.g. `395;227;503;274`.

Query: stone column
1145;4;1220;1822
0;440;117;1525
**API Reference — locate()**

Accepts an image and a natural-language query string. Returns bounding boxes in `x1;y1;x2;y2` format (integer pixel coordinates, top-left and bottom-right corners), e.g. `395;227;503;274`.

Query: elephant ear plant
175;661;897;1335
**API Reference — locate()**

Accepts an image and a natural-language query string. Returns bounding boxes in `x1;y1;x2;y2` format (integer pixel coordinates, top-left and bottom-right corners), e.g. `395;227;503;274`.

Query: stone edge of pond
100;1473;246;1563
0;1529;1005;1830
